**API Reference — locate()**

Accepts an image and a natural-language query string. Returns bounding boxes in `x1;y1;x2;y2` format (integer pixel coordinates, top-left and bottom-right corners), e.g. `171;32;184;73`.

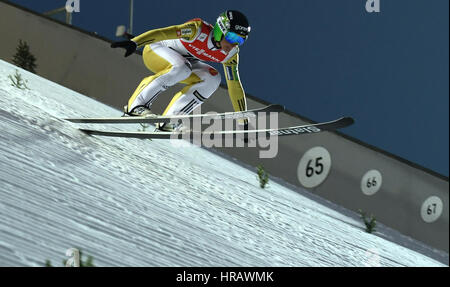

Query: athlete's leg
127;43;192;113
163;62;221;116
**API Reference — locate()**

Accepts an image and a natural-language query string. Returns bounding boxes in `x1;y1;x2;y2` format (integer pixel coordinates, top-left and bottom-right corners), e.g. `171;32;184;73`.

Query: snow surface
0;60;447;267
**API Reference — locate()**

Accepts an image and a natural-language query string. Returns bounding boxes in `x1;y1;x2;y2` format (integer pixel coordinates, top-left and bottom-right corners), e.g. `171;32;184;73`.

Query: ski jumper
127;19;247;116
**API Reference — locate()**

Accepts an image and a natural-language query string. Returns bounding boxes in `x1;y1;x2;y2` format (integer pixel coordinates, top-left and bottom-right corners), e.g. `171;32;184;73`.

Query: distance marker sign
297;147;331;188
361;170;383;196
421;196;443;223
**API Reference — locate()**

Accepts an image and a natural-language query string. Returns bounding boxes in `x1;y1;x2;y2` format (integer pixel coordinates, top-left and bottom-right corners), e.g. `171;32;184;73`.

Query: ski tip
340;117;355;127
267;104;285;112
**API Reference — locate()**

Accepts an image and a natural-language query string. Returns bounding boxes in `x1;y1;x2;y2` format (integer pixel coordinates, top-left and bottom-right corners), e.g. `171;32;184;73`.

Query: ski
65;104;284;124
79;117;354;139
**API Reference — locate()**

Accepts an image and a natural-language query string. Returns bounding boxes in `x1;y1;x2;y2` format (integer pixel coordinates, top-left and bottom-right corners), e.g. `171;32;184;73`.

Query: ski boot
124;105;157;117
154;122;184;132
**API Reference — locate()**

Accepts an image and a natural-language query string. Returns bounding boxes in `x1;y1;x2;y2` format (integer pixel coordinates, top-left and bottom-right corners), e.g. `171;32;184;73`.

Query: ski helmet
213;10;251;46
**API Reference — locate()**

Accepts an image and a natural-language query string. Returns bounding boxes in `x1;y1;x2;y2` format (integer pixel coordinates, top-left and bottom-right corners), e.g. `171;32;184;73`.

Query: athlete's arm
111;20;202;57
131;20;202;47
222;53;247;112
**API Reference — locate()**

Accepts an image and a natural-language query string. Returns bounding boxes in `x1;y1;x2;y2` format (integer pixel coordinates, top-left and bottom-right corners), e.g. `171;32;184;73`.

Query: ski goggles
224;31;246;46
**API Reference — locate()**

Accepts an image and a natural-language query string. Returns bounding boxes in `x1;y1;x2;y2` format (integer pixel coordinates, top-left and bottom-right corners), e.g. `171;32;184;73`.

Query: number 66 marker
361;170;383;196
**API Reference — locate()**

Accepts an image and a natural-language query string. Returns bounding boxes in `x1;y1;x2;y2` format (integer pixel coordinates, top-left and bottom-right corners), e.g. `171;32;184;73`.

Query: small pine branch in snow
138;124;153;141
358;209;377;233
138;123;149;132
8;70;29;90
257;165;269;189
12;39;37;74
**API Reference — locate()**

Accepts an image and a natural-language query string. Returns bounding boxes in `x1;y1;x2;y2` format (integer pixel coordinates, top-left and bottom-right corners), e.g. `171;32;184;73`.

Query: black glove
111;40;137;57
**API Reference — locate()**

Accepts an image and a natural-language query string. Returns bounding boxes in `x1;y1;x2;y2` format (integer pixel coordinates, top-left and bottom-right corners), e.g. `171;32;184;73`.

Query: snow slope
0;60;447;267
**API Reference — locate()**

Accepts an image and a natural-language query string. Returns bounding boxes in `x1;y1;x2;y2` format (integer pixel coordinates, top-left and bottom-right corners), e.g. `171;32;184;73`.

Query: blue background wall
7;0;449;176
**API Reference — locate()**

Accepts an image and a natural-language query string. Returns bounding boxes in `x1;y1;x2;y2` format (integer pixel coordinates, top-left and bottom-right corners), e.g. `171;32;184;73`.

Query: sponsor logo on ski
269;126;321;136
